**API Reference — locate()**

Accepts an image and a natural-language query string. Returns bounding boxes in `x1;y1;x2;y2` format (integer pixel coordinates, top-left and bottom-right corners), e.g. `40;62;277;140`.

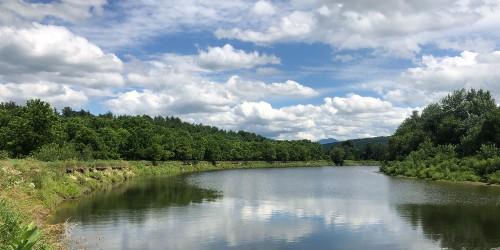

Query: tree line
0;100;324;163
326;139;389;165
381;89;500;183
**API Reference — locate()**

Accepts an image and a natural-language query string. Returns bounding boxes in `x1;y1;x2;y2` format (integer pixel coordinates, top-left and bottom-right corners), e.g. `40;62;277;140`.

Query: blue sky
1;0;500;140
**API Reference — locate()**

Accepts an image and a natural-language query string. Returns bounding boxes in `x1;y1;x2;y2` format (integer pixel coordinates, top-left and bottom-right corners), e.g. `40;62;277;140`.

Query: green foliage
382;88;500;183
0;100;323;163
0;150;9;160
478;144;500;159
10;223;41;250
329;147;345;165
31;143;79;161
324;138;388;162
486;170;500;184
389;89;497;159
0;201;41;250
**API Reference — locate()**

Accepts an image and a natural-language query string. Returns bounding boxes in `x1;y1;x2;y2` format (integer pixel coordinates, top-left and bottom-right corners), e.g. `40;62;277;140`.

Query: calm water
53;166;500;250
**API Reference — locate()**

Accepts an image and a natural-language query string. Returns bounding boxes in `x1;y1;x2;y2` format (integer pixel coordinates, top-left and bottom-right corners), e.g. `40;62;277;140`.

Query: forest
0;100;324;163
324;137;389;165
381;89;500;183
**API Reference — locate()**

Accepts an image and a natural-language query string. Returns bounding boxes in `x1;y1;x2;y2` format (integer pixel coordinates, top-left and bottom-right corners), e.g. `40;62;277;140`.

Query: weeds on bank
0;200;45;250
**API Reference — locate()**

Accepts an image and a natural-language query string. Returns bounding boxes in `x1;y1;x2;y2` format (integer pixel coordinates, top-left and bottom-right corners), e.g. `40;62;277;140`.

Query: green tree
330;147;345;165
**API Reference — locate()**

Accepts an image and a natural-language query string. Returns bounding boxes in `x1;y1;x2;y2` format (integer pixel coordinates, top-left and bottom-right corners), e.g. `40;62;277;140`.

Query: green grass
343;160;380;166
0;200;45;250
380;156;500;184
0;159;334;249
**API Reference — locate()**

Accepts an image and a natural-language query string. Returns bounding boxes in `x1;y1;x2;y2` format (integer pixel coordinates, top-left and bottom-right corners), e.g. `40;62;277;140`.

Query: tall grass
0;200;43;250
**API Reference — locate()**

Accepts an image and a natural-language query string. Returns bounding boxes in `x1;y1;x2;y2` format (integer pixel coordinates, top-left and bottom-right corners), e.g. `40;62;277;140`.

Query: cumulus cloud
121;50;313;102
252;1;276;16
72;0;254;49
113;74;317;116
0;82;87;108
215;11;316;45
231;95;410;140
378;50;500;106
106;90;411;140
0;23;124;89
226;76;317;99
197;44;280;71
18;0;496;57
214;0;500;57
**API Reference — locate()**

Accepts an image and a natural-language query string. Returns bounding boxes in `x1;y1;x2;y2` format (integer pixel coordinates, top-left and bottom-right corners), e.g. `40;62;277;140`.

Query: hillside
322;136;389;150
317;138;339;145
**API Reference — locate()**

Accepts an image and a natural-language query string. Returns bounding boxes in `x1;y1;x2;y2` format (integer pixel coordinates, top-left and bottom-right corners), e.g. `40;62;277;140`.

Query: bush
0;150;10;160
487;170;500;184
479;144;500;159
31;143;80;161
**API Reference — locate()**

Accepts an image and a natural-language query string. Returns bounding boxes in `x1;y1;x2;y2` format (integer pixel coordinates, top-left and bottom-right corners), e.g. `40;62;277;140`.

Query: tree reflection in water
51;176;221;224
397;204;500;249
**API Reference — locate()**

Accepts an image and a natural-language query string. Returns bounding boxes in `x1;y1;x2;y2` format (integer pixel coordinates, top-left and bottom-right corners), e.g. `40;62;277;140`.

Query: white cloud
197;44;280;71
0;82;88;109
0;23;124;89
106;90;411;140
214;0;500;57
0;0;106;25
325;94;392;114
71;0;254;49
9;0;495;58
215;11;316;44
121;51;313;103
226;76;318;99
378;50;500;106
252;1;276;16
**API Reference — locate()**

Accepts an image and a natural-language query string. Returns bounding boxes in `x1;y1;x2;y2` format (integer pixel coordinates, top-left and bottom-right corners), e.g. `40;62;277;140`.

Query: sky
1;0;500;141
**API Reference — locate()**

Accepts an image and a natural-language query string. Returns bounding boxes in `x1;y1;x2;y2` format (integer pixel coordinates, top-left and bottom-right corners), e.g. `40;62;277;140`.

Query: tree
330;147;345;166
478;108;500;148
388;89;498;159
0;99;325;162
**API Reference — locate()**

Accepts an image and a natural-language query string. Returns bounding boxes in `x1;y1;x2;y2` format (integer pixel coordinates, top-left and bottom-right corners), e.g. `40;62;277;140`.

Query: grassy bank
343;160;380;166
380;156;500;184
0;159;332;249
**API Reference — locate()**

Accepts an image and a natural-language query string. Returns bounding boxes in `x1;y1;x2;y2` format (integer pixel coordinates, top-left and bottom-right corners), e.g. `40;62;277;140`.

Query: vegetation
0;200;42;250
381;89;500;183
326;138;388;165
0;100;324;163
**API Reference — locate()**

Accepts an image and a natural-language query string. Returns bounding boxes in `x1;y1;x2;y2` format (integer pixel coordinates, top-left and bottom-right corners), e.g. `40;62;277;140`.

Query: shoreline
379;171;500;188
1;159;345;249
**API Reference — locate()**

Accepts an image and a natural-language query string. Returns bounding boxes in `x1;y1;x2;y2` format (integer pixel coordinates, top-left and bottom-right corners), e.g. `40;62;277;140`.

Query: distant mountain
322;136;390;150
317;138;339;144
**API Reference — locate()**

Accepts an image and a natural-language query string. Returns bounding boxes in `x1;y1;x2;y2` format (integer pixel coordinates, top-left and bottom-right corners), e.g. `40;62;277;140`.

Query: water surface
53;166;500;249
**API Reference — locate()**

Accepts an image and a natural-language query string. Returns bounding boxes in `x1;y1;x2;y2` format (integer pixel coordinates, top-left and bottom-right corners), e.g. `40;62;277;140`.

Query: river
52;166;500;249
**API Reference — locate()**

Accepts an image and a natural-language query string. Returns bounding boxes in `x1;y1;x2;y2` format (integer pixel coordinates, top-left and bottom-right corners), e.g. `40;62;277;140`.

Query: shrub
0;150;10;160
479;144;500;159
31;143;80;161
487;170;500;184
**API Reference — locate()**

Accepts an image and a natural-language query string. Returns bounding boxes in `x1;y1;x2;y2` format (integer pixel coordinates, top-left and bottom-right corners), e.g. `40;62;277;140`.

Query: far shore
382;172;500;188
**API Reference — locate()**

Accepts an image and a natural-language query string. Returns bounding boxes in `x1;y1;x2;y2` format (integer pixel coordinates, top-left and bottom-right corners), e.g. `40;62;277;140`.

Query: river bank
0;159;336;249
